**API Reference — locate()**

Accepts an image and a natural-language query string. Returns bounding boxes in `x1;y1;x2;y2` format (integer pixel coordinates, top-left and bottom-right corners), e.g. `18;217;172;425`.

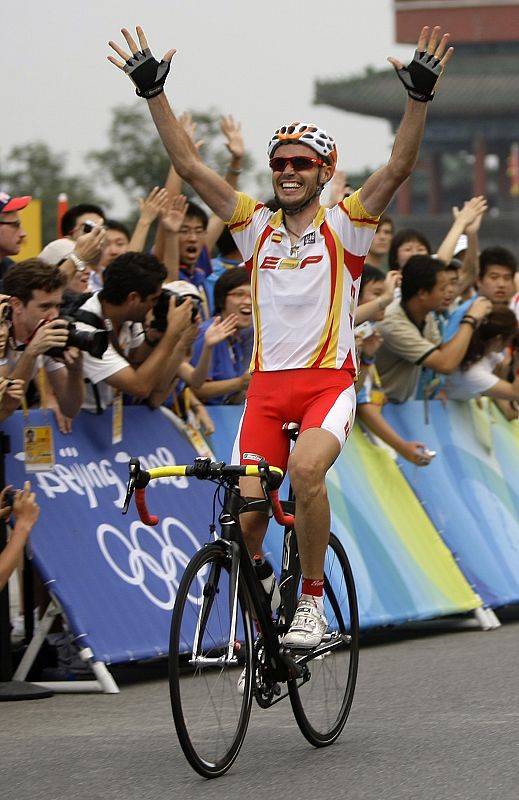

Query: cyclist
109;23;453;649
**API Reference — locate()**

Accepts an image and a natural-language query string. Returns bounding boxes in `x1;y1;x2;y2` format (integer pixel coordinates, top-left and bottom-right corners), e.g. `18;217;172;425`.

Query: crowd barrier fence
1;397;516;691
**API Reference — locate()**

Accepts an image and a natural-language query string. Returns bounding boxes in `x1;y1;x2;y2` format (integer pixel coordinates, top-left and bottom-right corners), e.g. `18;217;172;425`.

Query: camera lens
67;325;109;359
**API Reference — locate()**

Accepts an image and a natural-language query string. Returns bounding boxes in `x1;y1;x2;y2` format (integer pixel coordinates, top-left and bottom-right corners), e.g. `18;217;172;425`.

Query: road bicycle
123;442;359;779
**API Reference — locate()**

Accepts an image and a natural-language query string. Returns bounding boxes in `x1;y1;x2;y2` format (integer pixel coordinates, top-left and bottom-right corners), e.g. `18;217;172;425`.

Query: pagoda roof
315;47;519;121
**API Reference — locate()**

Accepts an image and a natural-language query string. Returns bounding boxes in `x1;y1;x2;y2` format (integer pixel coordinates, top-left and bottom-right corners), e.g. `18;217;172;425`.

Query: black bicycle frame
217;483;302;684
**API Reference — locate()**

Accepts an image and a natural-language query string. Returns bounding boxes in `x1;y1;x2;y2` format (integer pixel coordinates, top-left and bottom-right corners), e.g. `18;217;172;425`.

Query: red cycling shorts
231;369;356;473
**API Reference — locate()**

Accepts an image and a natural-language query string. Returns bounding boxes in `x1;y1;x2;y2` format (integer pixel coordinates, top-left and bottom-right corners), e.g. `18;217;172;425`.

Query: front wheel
288;532;359;746
169;543;254;778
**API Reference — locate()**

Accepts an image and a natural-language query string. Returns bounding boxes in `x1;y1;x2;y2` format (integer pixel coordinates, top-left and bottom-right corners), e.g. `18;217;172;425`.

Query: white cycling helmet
267;122;338;172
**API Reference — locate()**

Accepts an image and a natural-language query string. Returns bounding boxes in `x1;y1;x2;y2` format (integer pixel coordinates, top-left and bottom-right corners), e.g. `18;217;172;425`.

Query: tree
88;103;254;204
0;142;104;245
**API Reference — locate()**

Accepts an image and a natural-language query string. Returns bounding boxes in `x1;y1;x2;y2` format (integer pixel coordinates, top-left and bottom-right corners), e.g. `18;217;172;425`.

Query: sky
2;0;414;214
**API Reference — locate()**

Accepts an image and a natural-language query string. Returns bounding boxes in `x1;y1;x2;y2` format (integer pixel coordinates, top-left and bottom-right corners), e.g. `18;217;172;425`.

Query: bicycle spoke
288;533;359;745
169;545;253;778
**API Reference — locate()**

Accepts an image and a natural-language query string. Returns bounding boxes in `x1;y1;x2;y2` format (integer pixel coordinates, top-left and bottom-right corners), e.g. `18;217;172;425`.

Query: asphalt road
2;611;519;800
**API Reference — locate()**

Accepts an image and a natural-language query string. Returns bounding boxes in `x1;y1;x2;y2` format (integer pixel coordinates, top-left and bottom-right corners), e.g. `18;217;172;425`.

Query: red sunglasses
269;156;326;172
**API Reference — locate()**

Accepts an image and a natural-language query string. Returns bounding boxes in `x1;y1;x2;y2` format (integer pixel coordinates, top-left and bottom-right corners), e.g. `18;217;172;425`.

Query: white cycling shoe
282;595;327;650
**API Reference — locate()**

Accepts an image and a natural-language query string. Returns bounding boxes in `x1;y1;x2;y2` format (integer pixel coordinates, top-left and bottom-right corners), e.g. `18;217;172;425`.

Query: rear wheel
169;544;254;778
288;532;359;746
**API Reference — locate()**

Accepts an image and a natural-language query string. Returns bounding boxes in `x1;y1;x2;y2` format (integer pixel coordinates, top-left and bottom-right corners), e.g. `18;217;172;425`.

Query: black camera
150;289;202;332
82;220;97;234
46;317;109;359
3;489;14;507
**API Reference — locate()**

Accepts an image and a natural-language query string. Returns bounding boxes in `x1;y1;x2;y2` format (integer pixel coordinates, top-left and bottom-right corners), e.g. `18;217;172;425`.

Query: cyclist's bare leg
287;427;340;580
239;476;269;556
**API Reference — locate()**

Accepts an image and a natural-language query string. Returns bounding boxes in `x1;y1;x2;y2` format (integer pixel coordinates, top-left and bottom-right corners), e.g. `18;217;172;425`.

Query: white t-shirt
444;352;503;401
75;292;144;412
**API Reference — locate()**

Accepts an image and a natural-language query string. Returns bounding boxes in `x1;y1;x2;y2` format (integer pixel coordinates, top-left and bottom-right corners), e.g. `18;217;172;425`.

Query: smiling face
223;285;252;328
270;143;333;213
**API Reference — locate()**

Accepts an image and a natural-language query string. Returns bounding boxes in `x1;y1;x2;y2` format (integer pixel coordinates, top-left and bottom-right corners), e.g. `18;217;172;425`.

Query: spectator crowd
1;106;519;636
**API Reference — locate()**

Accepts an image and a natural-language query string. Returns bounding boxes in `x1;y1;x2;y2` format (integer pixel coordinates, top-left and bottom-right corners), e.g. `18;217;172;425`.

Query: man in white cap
0;193;31;285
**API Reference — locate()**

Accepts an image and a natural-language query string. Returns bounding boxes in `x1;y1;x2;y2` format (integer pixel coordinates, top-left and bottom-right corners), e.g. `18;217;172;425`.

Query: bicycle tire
288;531;359;746
169;543;254;778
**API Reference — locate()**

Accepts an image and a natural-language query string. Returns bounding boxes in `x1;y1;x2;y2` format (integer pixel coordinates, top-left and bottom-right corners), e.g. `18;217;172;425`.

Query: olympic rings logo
97;517;207;610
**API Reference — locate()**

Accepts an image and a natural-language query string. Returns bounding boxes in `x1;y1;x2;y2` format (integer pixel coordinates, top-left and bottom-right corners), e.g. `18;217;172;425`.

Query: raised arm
108;26;238;221
128;186;169;252
360;26;454;217
436;196;488;296
205;114;246;252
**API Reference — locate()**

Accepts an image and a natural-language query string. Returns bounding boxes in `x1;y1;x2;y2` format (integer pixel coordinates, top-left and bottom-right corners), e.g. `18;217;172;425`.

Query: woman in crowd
444;308;519;402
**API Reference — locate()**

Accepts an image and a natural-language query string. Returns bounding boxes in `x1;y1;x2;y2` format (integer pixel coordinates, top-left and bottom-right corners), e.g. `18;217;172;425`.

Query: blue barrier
3;408;218;664
384;399;519;608
3;399;497;666
208;406;480;628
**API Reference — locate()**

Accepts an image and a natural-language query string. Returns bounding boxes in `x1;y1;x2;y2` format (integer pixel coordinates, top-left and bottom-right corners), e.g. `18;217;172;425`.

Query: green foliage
0;142;103;245
87;103;254;203
87;104;171;199
1;105;257;245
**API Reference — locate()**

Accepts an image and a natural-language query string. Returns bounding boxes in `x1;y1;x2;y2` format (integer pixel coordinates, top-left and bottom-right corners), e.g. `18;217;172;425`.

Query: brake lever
122;457;141;515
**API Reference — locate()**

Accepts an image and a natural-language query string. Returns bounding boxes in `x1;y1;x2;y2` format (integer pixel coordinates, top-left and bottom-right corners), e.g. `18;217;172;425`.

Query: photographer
75;251;193;412
0;482;40;591
0;259;85;421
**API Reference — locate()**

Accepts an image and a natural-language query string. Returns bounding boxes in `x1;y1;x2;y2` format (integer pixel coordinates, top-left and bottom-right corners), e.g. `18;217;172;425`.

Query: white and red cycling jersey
225;189;379;380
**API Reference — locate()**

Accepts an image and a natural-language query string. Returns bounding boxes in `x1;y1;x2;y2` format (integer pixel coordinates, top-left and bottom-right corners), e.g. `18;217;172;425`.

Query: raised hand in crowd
158;194;189;282
0;481;40;591
326;169;353;207
137;186;169;225
175;310;239;389
128;186;169;253
60;223;106;287
203;314;239;348
221;114;244;160
436;195;488;296
220;114;244;182
203;114;246;251
160;194;188;235
177;112;204;154
356;269;401;324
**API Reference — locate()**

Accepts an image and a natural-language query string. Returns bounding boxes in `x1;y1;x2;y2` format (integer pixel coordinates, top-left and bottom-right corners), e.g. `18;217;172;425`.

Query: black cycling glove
123;47;170;99
394;49;443;102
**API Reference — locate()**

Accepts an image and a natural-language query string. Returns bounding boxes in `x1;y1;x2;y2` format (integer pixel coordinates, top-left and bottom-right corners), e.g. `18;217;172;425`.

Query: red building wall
395;1;519;43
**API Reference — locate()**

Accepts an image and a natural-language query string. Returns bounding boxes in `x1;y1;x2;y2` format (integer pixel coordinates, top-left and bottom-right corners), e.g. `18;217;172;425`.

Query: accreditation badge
112;391;123;445
24;425;55;472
